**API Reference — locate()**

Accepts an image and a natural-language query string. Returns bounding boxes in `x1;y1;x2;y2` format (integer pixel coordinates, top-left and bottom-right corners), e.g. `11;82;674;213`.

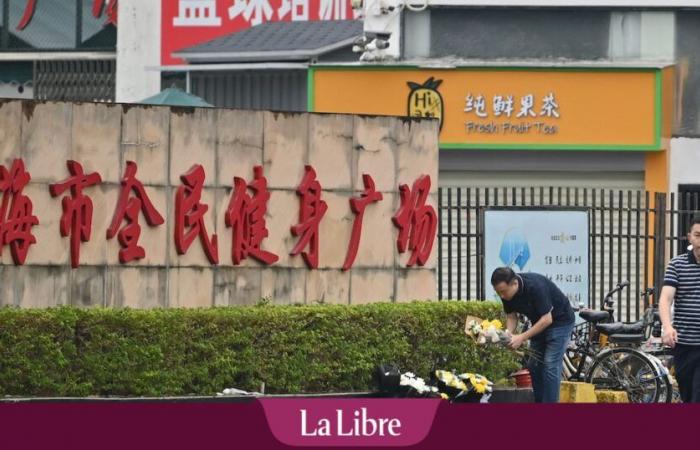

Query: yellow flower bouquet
433;369;494;403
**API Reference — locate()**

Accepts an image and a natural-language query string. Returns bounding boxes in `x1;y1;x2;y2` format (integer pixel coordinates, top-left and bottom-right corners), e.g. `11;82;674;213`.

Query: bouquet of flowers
399;372;442;398
374;364;493;402
375;364;442;398
464;315;511;345
464;316;546;365
433;369;494;403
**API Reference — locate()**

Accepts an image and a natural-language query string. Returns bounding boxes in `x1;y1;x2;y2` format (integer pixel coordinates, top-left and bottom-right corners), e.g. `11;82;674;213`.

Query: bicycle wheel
585;348;662;403
644;353;674;404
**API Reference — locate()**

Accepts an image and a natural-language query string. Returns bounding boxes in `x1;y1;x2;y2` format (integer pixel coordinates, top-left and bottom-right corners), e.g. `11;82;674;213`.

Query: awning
139;86;213;107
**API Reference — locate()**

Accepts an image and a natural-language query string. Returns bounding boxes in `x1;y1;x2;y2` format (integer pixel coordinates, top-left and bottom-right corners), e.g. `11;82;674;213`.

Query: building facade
343;0;700;195
0;0;117;102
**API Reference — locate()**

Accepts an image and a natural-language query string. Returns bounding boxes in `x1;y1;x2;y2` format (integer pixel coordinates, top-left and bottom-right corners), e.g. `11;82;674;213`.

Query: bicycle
561;282;673;403
582;283;676;402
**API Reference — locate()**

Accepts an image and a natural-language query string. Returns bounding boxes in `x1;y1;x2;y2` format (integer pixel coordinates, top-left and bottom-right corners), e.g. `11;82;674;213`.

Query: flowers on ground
399;371;440;396
375;365;494;403
434;369;494;402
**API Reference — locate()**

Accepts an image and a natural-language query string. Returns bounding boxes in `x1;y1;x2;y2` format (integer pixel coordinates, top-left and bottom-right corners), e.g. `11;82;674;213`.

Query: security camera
365;30;391;41
374;38;390;50
353;35;369;46
365;38;390;52
374;32;391;41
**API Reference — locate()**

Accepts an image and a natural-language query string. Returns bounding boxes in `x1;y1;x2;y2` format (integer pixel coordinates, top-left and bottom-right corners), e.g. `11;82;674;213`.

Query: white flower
400;371;434;394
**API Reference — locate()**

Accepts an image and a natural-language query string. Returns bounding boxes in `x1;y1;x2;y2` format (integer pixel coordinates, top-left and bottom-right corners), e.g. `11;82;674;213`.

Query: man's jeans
527;323;574;403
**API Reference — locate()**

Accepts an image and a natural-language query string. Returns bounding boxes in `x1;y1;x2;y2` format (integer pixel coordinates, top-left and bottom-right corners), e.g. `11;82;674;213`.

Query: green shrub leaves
0;302;518;397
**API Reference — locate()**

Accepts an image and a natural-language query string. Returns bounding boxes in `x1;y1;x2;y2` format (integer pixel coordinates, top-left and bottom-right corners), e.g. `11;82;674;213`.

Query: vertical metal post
2;0;10;48
476;189;482;300
599;189;605;310
626;190;632;320
447;188;453;300
457;188;462;300
653;193;667;295
466;188;472;300
617;190;623;320
76;0;83;47
670;192;676;258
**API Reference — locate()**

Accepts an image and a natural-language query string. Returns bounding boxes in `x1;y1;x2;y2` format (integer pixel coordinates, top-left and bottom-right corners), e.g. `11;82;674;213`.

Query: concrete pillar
116;0;161;103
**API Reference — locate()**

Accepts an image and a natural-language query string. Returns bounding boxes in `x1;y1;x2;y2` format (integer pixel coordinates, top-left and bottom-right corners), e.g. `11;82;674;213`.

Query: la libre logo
300;407;402;437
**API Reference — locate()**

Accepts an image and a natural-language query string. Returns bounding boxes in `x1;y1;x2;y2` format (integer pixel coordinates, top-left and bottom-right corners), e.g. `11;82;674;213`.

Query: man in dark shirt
491;267;575;403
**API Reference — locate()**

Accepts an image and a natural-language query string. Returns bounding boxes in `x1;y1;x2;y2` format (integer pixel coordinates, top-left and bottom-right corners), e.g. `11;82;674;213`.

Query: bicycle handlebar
603;280;630;308
603;283;656;310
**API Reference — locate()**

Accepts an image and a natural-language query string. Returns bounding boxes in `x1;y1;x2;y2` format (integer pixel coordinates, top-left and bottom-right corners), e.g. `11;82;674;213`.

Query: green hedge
0;301;519;397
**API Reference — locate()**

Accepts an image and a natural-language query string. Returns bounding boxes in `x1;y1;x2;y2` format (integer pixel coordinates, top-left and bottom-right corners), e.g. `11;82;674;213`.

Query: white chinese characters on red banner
162;0;358;65
0;159;436;270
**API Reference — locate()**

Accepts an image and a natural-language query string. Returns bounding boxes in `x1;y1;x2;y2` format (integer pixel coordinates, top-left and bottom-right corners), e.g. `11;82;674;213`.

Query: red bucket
510;369;532;388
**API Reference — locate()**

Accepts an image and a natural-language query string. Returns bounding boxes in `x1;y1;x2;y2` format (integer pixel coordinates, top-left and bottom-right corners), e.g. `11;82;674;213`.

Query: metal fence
33;59;115;102
437;187;700;322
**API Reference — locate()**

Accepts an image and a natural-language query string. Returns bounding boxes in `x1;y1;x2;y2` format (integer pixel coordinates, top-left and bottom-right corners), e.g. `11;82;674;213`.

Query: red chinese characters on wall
174;164;219;265
225;165;278;265
0;156;436;270
343;174;382;271
106;161;165;263
0;159;39;265
17;0;117;31
49;160;102;269
290;166;328;269
392;175;437;267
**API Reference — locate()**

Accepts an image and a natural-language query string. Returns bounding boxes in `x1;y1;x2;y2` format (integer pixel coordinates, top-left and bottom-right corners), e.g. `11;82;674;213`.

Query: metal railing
438;187;700;322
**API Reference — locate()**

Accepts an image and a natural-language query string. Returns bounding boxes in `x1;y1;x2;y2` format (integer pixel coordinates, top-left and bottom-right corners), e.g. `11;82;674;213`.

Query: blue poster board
484;208;589;307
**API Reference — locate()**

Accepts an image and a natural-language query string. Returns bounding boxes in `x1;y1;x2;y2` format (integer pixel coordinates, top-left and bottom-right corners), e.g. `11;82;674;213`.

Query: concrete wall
669;137;700;193
430;8;610;60
0;101;438;308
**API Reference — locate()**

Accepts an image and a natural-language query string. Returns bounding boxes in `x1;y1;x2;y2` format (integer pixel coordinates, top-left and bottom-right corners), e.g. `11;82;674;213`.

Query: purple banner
0;400;698;449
